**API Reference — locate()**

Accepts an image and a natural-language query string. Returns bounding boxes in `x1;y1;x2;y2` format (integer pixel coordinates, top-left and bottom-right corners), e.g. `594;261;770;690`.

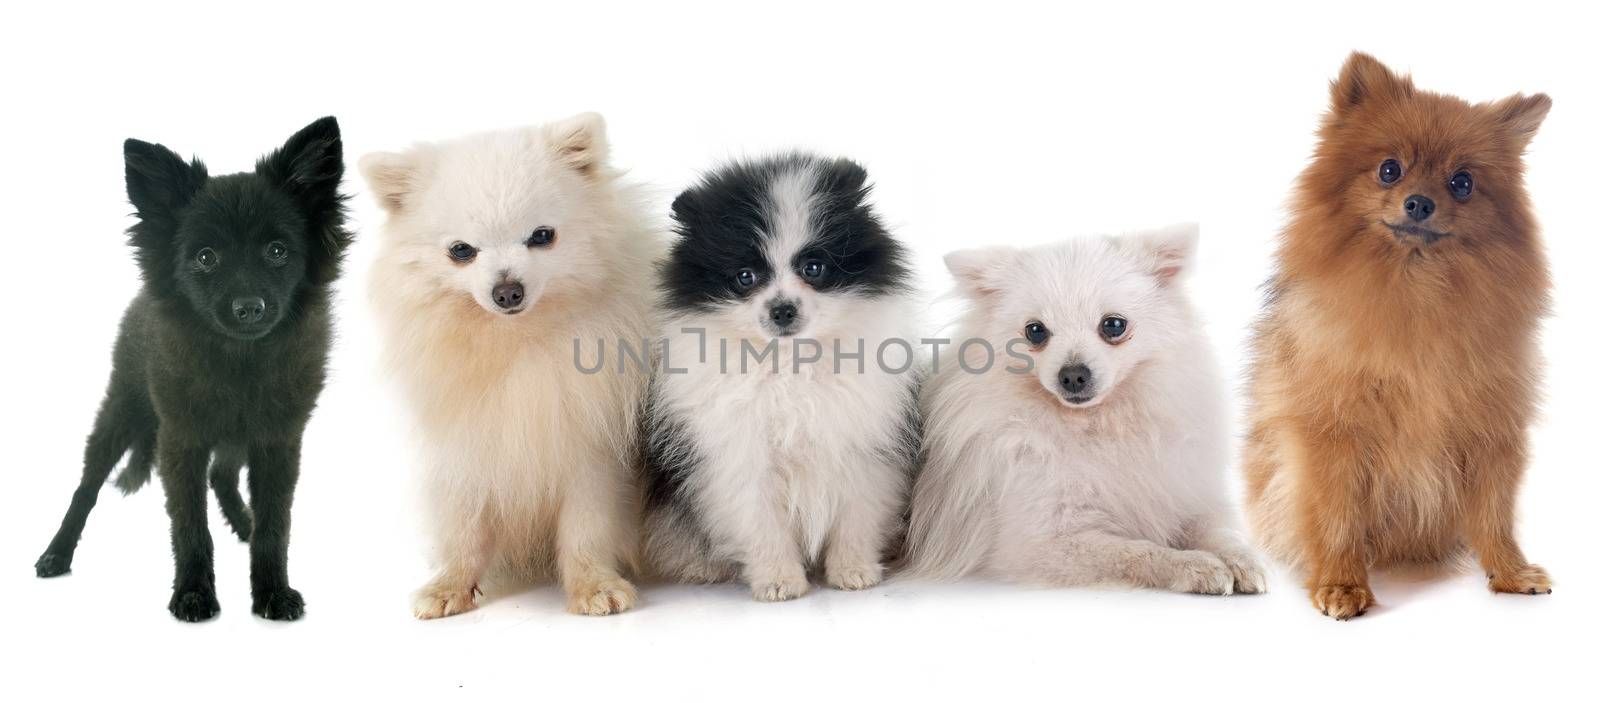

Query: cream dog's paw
825;563;883;591
750;574;810;602
413;584;479;620
566;578;638;616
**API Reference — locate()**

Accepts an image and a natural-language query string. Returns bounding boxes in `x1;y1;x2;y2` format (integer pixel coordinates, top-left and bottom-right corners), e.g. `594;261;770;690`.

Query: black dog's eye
1024;321;1051;347
1448;171;1474;200
1100;314;1129;344
196;247;219;271
266;241;287;261
1378;159;1403;185
735;268;758;289
800;260;826;281
448;241;478;262
527;226;556;248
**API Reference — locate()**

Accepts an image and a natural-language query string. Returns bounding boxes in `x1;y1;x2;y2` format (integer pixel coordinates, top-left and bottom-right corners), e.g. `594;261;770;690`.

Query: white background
2;1;1594;699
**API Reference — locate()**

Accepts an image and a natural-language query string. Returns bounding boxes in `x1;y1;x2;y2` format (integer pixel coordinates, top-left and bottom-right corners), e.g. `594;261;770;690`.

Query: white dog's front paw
566;577;637;616
1217;549;1268;594
825;562;883;591
1168;550;1235;595
412;584;480;620
746;564;810;602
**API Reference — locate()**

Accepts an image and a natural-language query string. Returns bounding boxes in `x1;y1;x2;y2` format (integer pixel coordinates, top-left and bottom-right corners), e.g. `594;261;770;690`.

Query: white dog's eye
1100;314;1129;344
800;259;826;281
527;226;556;248
1024;321;1050;347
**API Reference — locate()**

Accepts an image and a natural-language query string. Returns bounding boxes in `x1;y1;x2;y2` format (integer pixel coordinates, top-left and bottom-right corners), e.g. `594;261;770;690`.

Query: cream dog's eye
1024;321;1050;347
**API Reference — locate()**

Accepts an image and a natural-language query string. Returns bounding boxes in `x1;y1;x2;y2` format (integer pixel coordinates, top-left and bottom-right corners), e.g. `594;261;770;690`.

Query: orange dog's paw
1489;564;1552;595
1311;584;1375;620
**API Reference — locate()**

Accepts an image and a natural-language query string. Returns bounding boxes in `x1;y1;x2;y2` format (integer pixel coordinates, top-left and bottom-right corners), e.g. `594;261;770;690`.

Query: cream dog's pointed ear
1121;222;1198;285
945;246;1019;296
548;111;610;176
359;150;424;213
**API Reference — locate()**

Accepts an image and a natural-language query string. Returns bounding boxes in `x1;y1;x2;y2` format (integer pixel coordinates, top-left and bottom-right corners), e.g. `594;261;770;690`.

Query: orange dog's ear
1491;92;1552;145
1330;51;1413;118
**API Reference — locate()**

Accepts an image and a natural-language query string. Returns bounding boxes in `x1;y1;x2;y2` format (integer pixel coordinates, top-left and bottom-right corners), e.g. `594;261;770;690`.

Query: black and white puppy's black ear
124;138;207;223
815;156;871;203
258;116;351;282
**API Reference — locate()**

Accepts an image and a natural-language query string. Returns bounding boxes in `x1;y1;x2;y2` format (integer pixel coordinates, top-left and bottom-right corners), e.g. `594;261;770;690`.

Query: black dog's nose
1404;194;1435;222
1059;364;1093;396
231;297;266;324
769;303;798;328
492;281;525;309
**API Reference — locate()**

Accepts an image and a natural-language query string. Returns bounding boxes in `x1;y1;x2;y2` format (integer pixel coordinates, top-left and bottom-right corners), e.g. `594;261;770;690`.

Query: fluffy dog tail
112;434;156;495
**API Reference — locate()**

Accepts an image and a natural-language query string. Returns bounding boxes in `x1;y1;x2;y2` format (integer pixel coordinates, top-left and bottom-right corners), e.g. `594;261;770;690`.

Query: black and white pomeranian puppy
34;118;350;622
643;153;921;601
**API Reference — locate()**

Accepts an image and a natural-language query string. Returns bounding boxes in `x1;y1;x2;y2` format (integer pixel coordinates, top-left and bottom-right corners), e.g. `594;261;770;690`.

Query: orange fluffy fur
1243;52;1553;619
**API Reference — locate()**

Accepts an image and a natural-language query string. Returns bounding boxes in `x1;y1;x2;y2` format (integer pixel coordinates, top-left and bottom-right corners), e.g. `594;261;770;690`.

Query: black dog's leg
35;397;146;577
209;445;252;542
247;440;304;621
158;431;219;622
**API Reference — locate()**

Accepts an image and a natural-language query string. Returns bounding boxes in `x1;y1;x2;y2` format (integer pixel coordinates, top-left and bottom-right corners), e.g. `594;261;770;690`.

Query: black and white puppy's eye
1448;171;1474;200
266;241;287;261
1024;321;1051;347
735;268;759;289
527;226;556;248
1100;314;1129;344
447;241;478;262
196;247;219;271
1378;159;1404;185
800;259;826;281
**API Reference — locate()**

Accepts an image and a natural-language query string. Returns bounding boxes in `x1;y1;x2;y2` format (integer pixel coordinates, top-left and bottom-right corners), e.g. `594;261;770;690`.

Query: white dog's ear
1122;222;1198;285
548;112;609;176
945;246;1019;296
359;150;423;213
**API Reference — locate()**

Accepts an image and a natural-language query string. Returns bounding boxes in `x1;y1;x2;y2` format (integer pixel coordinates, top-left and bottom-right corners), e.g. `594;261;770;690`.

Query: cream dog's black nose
492;281;525;309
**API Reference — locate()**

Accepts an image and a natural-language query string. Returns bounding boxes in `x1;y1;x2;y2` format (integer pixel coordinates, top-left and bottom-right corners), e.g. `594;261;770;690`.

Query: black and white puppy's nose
1404;194;1436;222
492;281;525;310
232;297;266;324
1059;363;1093;398
768;302;799;329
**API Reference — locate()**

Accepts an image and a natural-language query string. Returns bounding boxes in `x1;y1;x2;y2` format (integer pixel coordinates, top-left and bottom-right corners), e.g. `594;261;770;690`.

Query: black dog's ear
258;116;351;283
124;138;207;220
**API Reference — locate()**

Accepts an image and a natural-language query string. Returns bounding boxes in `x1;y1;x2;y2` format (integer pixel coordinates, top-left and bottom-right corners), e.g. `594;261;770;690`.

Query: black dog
34;117;350;622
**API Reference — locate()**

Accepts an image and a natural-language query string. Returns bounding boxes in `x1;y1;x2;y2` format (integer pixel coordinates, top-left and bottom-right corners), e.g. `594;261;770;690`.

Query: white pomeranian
361;113;659;617
902;225;1265;594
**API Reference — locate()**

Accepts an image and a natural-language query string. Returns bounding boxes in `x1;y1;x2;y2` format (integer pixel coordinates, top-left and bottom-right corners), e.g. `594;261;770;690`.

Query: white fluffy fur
902;224;1266;594
362;113;661;617
645;163;921;601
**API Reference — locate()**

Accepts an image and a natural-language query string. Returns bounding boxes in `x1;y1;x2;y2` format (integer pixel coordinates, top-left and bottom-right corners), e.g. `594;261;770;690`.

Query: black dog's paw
168;588;221;623
35;553;72;578
253;587;305;621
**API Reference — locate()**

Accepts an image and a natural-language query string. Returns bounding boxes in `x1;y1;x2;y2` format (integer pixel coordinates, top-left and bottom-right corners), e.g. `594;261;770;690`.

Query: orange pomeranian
1243;52;1553;620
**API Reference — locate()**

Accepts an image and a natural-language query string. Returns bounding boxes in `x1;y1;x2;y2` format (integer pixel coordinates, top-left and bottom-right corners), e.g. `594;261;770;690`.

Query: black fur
660;152;912;312
34;117;350;623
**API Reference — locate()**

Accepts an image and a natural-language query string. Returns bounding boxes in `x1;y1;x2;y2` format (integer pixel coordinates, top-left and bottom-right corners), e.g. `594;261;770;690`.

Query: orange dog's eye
1378;159;1403;185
